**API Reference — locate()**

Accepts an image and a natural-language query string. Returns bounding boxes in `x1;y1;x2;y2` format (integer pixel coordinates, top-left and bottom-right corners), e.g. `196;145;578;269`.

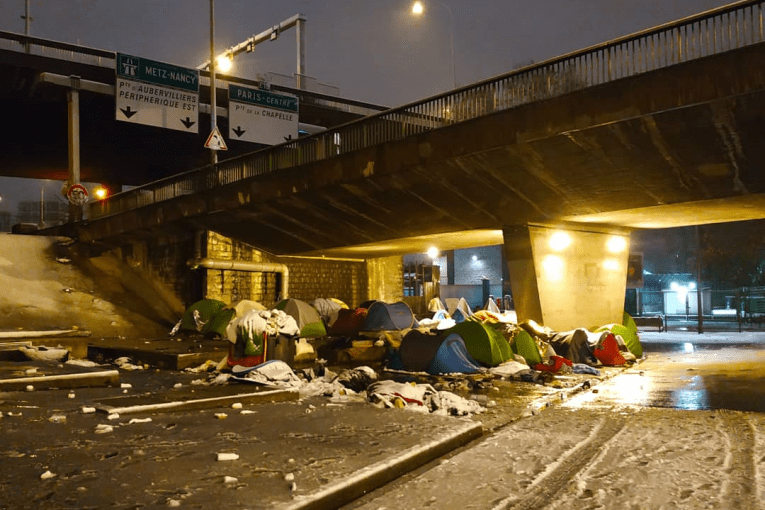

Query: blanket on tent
547;328;599;365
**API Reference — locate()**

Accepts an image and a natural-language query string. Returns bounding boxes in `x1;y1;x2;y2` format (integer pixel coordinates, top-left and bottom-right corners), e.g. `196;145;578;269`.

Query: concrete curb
95;387;299;415
273;420;484;510
0;369;120;391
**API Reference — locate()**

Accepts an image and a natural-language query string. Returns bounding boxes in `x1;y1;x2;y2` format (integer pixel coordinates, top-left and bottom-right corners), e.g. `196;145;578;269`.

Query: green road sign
117;53;199;92
229;84;298;112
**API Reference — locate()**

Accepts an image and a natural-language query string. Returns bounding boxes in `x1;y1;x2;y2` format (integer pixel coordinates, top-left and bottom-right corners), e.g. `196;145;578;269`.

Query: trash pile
221;361;485;417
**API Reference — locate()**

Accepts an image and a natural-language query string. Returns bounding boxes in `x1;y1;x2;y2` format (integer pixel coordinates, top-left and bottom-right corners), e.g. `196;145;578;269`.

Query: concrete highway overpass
36;1;765;330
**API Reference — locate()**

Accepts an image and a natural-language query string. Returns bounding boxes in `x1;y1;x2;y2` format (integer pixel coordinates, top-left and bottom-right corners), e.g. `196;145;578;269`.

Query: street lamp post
208;0;218;166
412;1;456;89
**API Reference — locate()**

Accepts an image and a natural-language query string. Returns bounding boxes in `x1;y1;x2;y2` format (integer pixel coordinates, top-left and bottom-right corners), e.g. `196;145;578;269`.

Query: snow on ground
353;407;765;510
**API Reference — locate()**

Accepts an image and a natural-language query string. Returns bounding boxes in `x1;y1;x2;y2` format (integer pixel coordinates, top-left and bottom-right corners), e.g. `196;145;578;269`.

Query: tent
274;298;327;337
444;320;514;366
398;330;445;372
510;329;543;366
445;297;473;317
593;321;643;358
547;328;599;365
330;307;369;336
484;296;500;313
311;297;347;327
179;298;235;337
397;329;483;375
428;297;446;312
363;301;416;331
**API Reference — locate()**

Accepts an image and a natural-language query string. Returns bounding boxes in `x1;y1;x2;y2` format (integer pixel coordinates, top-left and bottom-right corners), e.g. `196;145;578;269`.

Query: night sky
0;0;737;213
0;0;734;106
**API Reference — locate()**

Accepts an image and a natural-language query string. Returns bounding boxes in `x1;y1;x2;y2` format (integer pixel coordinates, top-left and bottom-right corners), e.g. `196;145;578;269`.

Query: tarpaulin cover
444;320;514;367
275;298;327;338
548;328;598;365
363;301;416;331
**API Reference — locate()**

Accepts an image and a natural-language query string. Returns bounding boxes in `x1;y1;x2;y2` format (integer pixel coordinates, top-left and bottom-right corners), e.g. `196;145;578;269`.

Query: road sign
66;184;89;206
115;53;199;133
228;84;298;145
204;126;228;151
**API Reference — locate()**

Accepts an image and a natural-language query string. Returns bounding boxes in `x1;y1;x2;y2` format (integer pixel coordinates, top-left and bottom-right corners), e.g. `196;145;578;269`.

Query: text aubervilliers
118;82;197;111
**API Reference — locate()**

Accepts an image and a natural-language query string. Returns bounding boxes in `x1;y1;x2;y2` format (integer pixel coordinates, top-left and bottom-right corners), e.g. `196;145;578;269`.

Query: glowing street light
411;1;456;89
216;53;233;73
93;186;108;200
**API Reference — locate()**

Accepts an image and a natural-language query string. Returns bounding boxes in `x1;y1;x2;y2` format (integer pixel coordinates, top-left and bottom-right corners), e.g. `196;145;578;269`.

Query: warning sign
204;126;228;151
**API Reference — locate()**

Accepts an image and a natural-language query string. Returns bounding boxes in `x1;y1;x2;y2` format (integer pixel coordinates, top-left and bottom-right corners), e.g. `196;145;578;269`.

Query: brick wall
204;232;369;308
122;232;404;311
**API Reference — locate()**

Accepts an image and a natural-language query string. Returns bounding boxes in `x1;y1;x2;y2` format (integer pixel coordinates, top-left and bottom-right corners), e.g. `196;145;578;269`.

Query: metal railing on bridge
9;1;762;221
0;30;114;67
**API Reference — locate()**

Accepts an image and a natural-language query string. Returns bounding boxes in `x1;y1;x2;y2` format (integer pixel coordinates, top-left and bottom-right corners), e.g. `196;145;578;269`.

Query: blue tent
428;334;483;374
363;301;417;331
397;330;483;375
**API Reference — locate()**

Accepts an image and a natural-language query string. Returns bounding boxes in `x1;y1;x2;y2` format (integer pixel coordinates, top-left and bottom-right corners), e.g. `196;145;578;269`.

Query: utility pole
21;0;32;53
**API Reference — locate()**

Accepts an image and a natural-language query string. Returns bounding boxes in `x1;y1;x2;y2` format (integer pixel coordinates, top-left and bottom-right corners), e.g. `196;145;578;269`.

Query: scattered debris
40;470;56;480
114;357;143;371
66;359;98;368
18;345;69;362
216;453;239;461
94;424;113;434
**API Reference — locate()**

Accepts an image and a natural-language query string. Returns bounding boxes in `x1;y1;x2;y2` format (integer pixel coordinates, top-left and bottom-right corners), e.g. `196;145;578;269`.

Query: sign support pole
67;76;82;222
209;0;218;166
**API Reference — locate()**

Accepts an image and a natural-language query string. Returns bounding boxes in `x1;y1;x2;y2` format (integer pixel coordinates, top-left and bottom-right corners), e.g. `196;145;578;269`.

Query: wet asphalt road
2;335;765;509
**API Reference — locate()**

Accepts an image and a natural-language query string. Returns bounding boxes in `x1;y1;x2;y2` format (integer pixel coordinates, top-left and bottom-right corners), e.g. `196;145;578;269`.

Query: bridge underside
41;41;765;330
70;41;765;259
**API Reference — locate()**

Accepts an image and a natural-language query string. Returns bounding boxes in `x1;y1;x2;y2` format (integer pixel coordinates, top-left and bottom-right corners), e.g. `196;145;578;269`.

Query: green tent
179;299;234;337
510;329;543;366
444;320;514;367
275;298;327;338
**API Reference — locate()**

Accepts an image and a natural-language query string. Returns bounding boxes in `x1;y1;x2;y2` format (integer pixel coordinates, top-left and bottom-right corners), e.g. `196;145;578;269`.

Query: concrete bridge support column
502;224;631;331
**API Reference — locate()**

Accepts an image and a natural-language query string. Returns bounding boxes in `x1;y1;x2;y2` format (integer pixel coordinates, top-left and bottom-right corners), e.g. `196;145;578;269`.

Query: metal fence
5;1;763;221
632;286;765;324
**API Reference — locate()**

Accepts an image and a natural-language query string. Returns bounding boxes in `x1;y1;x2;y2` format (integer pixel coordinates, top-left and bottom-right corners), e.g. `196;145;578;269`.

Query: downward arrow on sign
233;126;246;137
120;106;137;118
181;117;196;129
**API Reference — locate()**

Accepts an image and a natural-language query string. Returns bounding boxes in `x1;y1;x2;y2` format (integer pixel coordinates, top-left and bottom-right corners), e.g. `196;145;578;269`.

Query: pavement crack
495;414;626;510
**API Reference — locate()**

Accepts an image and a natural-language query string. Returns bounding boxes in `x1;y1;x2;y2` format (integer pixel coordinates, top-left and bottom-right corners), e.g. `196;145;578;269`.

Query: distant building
16;200;69;227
